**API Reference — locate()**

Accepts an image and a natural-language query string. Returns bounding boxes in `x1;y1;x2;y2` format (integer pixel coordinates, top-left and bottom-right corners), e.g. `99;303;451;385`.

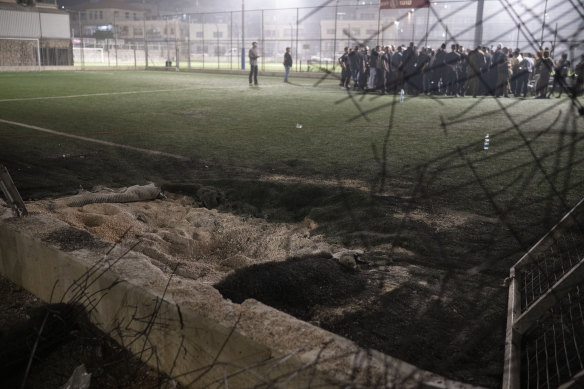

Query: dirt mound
215;254;367;320
27;191;334;285
43;226;110;252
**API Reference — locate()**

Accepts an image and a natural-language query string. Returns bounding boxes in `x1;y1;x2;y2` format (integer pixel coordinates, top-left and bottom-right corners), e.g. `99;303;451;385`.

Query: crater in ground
15;186;505;388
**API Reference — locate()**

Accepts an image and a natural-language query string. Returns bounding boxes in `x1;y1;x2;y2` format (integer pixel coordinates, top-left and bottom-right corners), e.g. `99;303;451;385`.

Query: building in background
0;0;72;67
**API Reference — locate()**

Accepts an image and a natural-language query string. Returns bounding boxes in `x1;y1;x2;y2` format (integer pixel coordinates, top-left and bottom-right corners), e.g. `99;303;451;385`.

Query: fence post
424;6;430;47
230;11;233;70
377;7;381;46
143;12;148;68
145;38;148;68
503;268;521;389
295;8;299;72
333;1;338;60
241;0;245;70
113;13;118;67
37;8;44;67
261;9;264;72
175;18;179;70
77;11;85;67
187;14;191;69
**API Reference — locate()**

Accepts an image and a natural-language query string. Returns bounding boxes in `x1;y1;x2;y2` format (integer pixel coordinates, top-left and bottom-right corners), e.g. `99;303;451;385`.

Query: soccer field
0;70;581;192
1;70;583;217
1;69;583;387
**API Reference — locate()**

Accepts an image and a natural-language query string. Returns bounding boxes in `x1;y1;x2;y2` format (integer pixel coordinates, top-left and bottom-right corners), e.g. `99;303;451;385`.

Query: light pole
410;9;415;43
215;24;219;69
395;21;399;45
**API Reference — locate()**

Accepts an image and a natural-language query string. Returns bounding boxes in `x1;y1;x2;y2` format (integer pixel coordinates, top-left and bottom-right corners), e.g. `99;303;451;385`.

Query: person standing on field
338;47;351;88
535;50;553;98
576;54;584;96
283;47;293;83
467;45;486;98
349;45;363;90
249;42;260;86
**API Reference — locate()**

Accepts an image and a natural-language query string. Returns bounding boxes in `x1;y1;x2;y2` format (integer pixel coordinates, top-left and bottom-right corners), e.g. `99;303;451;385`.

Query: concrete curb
0;209;483;389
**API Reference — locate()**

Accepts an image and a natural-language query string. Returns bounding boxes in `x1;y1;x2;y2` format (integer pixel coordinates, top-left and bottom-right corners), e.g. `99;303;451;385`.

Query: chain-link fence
65;0;584;71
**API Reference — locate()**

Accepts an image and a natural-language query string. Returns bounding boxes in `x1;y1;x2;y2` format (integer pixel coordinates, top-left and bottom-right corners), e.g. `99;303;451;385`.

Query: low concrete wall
0;208;482;389
0;66;140;72
0;65;76;72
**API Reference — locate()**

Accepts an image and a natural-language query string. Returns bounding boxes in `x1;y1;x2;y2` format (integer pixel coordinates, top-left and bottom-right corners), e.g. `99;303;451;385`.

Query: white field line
0;118;190;161
0;83;287;103
0;88;199;103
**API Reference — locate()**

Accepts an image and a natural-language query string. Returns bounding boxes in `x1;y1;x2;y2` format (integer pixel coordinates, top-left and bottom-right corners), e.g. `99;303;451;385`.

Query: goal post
73;47;105;65
0;37;41;70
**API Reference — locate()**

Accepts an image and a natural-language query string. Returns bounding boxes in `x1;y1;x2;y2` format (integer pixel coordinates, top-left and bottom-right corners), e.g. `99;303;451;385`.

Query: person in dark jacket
576;54;584;96
368;46;379;89
390;46;404;93
482;46;493;95
433;43;447;94
444;44;461;96
359;47;370;90
383;46;393;93
349;45;363;90
535;50;554;98
338;47;350;88
402;42;418;94
283;47;293;83
495;47;511;97
417;47;431;94
489;44;504;95
467;46;486;98
548;53;570;98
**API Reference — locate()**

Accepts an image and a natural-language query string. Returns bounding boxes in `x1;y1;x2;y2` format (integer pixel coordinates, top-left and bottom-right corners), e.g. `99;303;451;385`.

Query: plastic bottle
400;89;405;103
483;134;490;150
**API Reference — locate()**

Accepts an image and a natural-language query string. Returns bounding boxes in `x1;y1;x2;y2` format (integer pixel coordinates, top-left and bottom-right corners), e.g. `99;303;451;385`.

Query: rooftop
64;0;144;12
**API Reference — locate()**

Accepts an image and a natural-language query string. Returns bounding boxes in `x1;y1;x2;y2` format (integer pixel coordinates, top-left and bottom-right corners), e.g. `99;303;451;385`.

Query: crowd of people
336;42;584;99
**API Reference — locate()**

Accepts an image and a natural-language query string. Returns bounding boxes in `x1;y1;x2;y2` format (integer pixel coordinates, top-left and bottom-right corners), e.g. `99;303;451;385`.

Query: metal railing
504;198;584;389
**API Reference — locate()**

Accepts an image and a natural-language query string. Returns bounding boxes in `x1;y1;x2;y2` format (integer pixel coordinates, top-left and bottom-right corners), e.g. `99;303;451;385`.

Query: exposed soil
4;184;511;388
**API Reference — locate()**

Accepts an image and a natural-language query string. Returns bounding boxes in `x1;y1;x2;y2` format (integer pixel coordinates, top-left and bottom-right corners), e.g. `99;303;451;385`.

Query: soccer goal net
0;38;41;69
